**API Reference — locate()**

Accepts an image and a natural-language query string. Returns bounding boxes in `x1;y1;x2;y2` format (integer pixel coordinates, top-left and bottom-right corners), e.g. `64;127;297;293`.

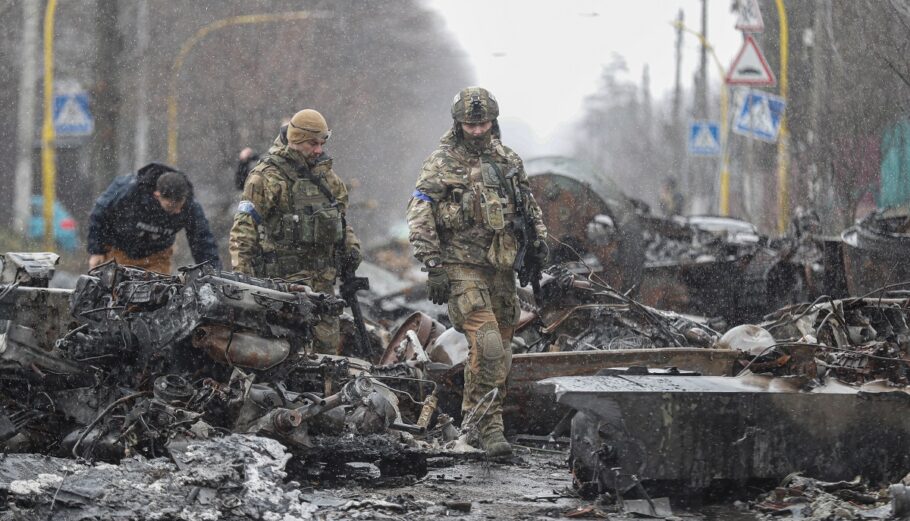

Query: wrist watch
425;258;441;269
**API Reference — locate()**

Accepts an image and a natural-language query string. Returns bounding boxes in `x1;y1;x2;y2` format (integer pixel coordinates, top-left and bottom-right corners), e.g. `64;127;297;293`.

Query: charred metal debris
540;292;910;512
525;157;846;326
0;254;465;488
743;293;910;384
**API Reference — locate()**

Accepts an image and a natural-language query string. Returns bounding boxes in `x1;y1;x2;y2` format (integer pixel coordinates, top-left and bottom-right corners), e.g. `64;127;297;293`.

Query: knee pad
477;321;504;361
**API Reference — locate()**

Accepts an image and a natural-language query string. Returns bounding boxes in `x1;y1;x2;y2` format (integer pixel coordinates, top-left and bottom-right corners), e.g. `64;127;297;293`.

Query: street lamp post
166;11;327;165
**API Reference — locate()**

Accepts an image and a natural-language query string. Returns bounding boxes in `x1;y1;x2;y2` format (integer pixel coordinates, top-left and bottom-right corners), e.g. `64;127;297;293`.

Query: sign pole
41;0;57;251
719;79;730;215
775;0;789;234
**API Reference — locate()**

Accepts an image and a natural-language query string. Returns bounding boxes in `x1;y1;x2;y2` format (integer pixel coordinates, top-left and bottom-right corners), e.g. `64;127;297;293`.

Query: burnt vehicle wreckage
4;164;910;518
548;291;910;516
0;254;476;516
526;156;848;327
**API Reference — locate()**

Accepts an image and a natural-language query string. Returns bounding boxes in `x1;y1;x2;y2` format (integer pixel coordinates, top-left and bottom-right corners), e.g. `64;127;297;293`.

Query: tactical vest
258;154;343;278
436;153;520;269
438;157;517;231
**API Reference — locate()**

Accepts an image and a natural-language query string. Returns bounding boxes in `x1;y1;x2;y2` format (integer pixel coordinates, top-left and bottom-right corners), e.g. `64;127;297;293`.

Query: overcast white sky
425;0;749;155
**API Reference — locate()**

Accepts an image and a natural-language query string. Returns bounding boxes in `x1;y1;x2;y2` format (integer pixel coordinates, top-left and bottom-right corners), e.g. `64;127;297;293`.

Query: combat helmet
451;87;499;123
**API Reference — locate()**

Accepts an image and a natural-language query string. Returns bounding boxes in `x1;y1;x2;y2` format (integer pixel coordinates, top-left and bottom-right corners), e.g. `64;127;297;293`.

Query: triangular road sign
735;0;764;32
725;35;776;86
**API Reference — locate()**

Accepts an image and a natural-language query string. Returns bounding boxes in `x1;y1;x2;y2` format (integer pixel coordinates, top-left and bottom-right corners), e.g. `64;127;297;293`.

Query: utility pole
808;0;825;222
91;0;122;195
134;0;149;169
673;9;684;187
642;65;652;141
13;1;40;234
698;0;709;119
642;65;654;180
689;0;710;212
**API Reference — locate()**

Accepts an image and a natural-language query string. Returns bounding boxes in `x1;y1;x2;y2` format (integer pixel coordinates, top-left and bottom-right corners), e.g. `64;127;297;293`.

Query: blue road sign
53;92;94;136
688;120;722;156
732;90;785;143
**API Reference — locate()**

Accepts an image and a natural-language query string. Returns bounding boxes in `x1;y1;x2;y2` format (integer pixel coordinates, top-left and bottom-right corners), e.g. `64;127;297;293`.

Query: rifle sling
487;160;531;239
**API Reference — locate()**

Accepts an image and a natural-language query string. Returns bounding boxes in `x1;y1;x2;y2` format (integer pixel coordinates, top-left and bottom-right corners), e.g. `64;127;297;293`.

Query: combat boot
482;429;512;458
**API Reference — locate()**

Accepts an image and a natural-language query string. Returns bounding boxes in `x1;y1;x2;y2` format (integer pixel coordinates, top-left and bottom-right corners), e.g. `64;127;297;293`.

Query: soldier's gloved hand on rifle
339;248;362;270
530;239;550;266
424;258;450;304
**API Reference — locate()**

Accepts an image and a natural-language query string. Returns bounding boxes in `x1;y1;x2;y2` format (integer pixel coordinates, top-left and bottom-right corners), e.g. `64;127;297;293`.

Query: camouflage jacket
407;130;547;270
229;144;359;281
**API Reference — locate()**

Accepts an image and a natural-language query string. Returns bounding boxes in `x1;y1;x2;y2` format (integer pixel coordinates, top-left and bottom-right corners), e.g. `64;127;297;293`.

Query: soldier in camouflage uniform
229;109;361;355
407;87;548;457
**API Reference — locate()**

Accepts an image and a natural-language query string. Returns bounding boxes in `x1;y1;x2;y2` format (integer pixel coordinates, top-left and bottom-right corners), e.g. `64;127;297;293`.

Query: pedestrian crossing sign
53;92;94;136
735;0;764;32
688;121;722;157
732;90;785;143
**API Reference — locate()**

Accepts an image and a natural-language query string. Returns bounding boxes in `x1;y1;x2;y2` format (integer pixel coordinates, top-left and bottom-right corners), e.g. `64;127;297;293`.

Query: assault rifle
506;169;544;298
336;249;372;359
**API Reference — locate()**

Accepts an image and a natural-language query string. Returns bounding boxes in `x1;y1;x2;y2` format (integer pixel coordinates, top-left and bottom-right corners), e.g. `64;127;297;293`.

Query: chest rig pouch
284;178;343;245
262;156;343;248
479;162;506;231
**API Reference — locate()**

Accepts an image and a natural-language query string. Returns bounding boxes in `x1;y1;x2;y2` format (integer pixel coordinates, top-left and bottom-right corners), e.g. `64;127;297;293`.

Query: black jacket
86;163;221;269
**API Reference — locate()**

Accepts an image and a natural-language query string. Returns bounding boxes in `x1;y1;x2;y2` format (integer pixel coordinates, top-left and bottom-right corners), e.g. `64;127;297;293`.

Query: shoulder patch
412;190;433;203
237;200;262;225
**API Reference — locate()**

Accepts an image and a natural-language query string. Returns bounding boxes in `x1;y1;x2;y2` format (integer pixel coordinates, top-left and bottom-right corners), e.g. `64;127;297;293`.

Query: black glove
530;239;550;266
425;261;450;305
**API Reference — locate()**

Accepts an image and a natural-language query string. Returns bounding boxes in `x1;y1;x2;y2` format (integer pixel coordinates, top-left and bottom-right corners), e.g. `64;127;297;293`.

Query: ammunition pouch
481;190;506;231
485;230;518;270
313;206;344;244
437;201;467;231
272;206;342;246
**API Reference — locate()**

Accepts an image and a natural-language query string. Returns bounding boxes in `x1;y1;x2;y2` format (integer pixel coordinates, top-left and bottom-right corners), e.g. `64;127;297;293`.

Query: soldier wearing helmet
406;87;549;457
229;109;361;355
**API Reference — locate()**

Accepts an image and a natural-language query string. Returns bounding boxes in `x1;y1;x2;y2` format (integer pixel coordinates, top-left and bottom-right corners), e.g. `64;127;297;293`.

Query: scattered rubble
0;435;320;521
745;294;910;384
519;265;718;352
544;291;910;507
751;474;896;520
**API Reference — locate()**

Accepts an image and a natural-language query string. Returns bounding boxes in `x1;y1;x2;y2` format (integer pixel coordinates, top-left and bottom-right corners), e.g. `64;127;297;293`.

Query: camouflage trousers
445;265;520;436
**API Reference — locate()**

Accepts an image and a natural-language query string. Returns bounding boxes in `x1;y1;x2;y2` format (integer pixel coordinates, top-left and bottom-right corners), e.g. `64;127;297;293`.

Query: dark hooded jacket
86;163;221;268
